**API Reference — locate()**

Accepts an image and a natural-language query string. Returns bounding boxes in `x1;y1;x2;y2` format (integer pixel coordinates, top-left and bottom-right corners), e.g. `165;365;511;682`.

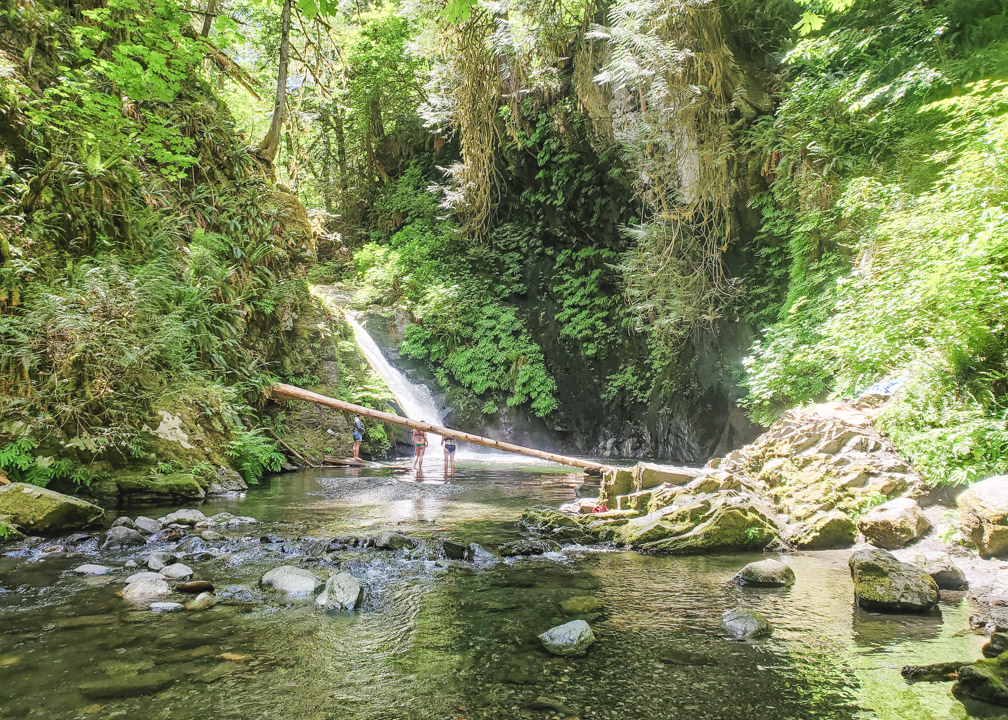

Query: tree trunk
200;0;216;37
258;0;292;165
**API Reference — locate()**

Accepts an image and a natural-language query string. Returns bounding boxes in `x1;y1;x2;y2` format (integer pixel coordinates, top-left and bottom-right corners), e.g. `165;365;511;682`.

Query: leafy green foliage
225;428;285;484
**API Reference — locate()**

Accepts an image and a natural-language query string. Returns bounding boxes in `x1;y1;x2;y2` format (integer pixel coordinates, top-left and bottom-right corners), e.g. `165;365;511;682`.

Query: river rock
856;498;930;549
150;601;185;613
79;671;175;699
160;508;206;527
497;539;562;557
316;572;364;611
954;653;1008;706
206;467;247;495
787;509;858;549
0;482;104;533
177;580;214;594
733;558;795;587
959;477;1008;557
722;608;773;639
159;563;194;580
186;592;217;611
134;516;162;534
901;661;969;683
921;555;967;590
980;633;1008;661
560;596;605;616
147;526;184;544
849;548;939;612
146;552;173;571
126;571;165;584
122;576;170;603
111;516;138;530
441;540;467;560
373;532;417;551
101;526;146;550
259;566;323;596
538;619;596;657
614;491;780;553
73;564;113;576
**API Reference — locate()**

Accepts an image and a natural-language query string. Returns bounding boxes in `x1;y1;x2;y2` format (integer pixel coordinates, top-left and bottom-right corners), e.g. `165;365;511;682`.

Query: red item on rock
592;504;608;513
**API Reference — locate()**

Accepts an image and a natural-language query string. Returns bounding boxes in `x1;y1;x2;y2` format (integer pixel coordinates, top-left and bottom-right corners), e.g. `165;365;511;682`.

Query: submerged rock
901;661;968;683
79;671;175;699
150;601;185;613
538;619;596;657
856;498;930;549
186;592;217;611
101;526;146;550
733;558;795;587
316;572;364;611
722;608;773;639
161;508;206;527
497;539;562;557
121;576;171;603
72;564;113;576
959;477;1008;557
373;532;417;551
0;483;104;533
954;652;1008;706
849;549;938;612
560;596;605;616
259;566;322;596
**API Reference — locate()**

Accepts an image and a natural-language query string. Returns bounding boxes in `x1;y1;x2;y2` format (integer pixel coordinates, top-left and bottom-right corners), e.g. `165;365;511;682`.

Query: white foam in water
344;312;539;465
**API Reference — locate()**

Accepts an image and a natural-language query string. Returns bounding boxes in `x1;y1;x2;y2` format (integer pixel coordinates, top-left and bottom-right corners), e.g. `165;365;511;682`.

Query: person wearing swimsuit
442;435;456;476
412;429;427;471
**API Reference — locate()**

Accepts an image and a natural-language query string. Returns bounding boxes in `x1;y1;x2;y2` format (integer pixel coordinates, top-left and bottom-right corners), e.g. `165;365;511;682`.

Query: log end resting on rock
267;383;612;475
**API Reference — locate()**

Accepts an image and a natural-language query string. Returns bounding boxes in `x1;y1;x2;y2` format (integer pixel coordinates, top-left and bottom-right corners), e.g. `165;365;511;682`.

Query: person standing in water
442;433;456;476
412;428;427;471
352;415;364;461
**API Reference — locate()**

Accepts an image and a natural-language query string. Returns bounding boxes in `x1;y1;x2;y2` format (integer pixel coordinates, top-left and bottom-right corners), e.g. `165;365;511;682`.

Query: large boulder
856;498;930;549
614;491;780;554
632;463;703;492
722;608;773;639
259;566;323;596
733;558;795;587
787;510;857;549
538;620;596;657
316;572;364;611
959;477;1008;557
0;483;103;533
849;549;939;612
497;539;561;557
954;652;1008;706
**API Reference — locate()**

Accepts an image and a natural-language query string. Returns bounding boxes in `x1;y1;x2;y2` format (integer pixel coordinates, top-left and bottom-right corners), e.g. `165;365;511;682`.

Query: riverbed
0;463;995;720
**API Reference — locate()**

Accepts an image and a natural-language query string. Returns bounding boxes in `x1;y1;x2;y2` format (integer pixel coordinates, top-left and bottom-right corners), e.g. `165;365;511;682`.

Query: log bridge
268;383;611;476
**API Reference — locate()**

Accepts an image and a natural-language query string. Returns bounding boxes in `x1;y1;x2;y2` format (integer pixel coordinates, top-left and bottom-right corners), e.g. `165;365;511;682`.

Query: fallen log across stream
267;383;612;476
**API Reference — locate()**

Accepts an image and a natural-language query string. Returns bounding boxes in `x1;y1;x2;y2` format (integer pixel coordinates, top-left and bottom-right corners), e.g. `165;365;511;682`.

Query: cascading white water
343;312;540;465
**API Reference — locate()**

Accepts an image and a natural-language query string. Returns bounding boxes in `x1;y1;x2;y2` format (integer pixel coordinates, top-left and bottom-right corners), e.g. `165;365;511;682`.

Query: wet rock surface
721;608;773;639
538;619;596;657
0;483;104;533
259;566;323;596
316;571;364;611
849;549;939;612
733;558;795;587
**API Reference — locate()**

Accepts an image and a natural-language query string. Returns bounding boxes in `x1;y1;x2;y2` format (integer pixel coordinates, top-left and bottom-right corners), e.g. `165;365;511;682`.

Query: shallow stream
0;463;998;719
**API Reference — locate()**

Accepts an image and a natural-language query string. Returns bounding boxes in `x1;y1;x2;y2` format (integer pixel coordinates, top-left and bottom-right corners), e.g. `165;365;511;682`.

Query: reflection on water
0;465;993;720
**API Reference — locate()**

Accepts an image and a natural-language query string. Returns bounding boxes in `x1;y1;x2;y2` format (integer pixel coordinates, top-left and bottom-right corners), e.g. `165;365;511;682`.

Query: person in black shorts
442;433;456;476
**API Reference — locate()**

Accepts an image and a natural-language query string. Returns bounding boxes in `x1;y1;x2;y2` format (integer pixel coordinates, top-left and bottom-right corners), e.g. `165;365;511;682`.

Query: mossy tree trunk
259;0;292;165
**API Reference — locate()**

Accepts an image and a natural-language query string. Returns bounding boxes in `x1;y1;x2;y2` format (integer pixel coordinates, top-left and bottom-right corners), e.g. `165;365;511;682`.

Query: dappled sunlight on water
0;464;996;719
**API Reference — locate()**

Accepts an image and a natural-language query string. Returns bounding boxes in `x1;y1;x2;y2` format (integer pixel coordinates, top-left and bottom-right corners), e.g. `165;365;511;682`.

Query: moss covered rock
92;471;206;506
958;476;1008;558
849;548;938;612
954;651;1008;706
787;509;857;549
614;491;781;554
0;483;104;532
856;497;930;549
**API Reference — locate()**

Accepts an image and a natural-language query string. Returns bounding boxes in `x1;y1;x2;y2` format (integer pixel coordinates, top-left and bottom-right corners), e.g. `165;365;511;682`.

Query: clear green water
0;464;999;719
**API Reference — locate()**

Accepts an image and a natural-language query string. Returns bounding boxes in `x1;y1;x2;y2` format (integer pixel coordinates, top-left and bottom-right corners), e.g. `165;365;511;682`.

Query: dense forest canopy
1;0;1007;489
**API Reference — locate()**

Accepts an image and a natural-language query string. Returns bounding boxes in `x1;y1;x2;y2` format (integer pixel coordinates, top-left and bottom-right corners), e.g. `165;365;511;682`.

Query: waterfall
343;312;540;465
